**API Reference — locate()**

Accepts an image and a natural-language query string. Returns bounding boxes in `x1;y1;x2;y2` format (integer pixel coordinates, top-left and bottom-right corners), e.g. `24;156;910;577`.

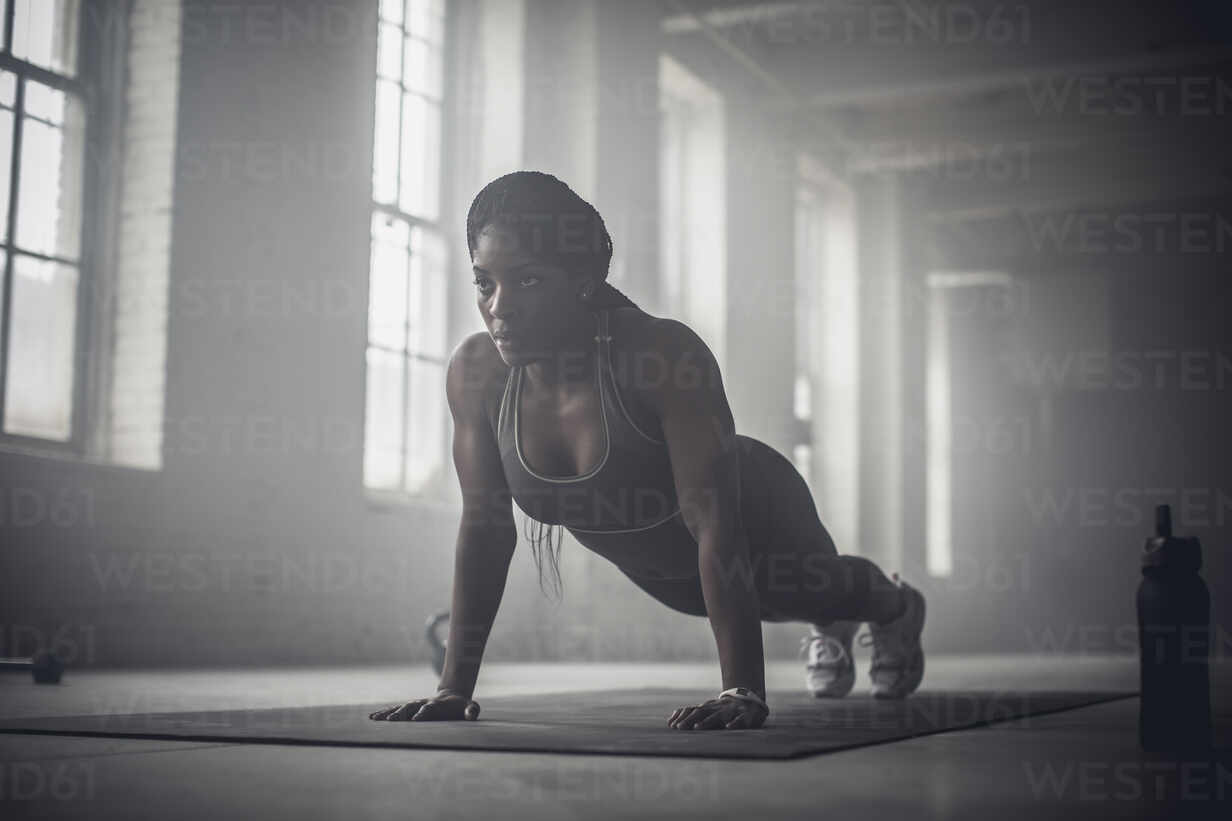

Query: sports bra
495;308;684;535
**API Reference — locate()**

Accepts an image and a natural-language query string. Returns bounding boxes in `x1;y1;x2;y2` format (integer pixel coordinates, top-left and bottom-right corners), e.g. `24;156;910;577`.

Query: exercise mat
0;688;1136;760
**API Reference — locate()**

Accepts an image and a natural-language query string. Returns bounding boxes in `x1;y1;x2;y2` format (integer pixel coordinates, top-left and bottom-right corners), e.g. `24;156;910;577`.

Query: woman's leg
752;550;906;626
737;436;907;627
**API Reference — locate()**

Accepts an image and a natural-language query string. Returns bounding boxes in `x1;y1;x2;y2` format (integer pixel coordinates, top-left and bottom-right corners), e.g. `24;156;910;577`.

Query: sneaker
799;619;858;698
857;573;926;699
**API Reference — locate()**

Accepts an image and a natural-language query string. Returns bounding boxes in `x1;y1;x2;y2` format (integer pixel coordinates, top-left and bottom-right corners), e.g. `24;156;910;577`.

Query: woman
369;171;926;731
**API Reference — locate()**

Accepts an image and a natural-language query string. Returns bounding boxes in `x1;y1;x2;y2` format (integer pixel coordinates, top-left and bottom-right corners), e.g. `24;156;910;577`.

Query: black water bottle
1137;504;1212;752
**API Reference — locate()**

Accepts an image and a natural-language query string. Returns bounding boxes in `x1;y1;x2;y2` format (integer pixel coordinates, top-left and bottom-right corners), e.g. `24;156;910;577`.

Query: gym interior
1;0;1230;818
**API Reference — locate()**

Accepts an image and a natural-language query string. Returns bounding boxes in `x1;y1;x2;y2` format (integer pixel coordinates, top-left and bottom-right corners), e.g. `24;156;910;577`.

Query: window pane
372;79;400;205
363;347;405;489
379;0;403;25
377;21;402;81
369;212;409;350
0;109;12;243
406;0;445;45
0;73;15;108
398;93;440;220
12;0;80;77
408;226;447;358
17;83;85;260
24;80;66;124
404;358;444;493
4;255;78;440
403;36;442;100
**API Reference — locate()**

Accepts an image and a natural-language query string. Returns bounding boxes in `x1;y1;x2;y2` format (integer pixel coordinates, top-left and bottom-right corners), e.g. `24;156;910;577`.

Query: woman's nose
488;287;516;319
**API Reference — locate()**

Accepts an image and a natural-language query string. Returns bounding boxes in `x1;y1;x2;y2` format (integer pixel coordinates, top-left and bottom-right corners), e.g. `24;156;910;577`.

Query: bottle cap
1142;504;1202;572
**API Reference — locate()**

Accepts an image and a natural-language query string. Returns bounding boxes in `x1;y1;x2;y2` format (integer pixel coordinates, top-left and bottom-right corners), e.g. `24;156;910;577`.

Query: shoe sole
870;585;927;700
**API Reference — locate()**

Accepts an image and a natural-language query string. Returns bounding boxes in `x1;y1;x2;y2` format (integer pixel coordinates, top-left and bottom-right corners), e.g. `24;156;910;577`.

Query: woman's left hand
667;696;768;730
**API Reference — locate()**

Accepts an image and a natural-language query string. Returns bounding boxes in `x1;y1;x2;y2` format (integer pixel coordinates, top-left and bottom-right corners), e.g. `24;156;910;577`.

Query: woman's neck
521;309;601;392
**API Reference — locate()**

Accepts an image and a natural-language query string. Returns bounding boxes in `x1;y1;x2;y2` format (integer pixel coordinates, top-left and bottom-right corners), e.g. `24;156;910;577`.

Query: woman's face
471;223;591;366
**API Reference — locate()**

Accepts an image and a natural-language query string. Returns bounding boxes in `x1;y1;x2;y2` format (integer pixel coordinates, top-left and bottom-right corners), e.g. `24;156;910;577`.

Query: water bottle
1137;504;1212;752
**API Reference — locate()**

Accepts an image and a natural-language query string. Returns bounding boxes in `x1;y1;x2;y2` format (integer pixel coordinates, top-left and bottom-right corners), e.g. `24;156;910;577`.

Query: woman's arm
438;335;519;699
369;336;516;721
642;319;767;720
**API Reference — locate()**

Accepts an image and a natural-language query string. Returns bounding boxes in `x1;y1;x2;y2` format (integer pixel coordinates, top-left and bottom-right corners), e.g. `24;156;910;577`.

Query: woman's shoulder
447;331;510;431
607;307;715;364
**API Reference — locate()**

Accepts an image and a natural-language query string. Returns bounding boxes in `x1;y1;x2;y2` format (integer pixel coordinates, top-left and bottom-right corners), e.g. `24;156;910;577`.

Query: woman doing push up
369;171;926;731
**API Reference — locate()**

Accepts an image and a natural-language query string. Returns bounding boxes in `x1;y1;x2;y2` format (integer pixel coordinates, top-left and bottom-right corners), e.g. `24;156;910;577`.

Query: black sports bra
495;309;684;534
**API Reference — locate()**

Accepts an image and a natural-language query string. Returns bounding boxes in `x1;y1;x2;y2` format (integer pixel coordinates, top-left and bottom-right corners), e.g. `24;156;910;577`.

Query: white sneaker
858;573;926;699
800;619;858;698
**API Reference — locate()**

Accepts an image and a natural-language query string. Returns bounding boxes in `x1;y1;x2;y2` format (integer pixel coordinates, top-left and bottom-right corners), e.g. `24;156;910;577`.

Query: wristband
718;686;769;715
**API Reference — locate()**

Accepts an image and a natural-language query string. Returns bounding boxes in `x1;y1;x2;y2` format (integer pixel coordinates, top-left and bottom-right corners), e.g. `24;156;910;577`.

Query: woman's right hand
368;691;480;722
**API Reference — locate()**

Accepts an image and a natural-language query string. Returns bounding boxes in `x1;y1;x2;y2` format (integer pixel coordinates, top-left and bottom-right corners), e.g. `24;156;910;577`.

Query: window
365;0;450;495
0;0;86;444
795;156;859;556
658;55;725;371
924;270;1014;578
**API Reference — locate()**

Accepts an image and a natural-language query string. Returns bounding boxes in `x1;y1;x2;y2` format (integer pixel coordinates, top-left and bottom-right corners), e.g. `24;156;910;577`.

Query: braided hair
466;171;641;600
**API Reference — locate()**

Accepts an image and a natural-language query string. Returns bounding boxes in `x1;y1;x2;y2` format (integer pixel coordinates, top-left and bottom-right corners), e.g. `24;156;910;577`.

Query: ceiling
660;0;1232;234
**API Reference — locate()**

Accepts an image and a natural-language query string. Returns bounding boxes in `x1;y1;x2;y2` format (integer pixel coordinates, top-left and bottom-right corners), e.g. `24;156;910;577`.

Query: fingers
667;699;767;730
724;711;751;730
387;701;427;721
368;703;418;721
409;699;457;721
669;702;724;730
668;705;704;729
694;709;730;730
370;694;480;723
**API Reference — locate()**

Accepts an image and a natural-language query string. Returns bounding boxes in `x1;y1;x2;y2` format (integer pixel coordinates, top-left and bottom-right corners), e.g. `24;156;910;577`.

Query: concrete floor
1;655;1228;819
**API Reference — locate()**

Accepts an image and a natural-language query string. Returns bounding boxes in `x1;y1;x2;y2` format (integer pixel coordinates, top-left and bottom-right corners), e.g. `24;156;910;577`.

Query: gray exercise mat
0;688;1136;760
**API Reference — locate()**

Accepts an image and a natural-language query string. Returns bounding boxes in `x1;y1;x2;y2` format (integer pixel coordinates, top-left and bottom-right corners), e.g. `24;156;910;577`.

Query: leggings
617;435;884;626
619;553;877;625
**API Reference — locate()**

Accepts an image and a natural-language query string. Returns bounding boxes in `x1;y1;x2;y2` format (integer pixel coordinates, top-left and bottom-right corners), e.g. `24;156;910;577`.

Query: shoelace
859;583;911;666
798;632;849;667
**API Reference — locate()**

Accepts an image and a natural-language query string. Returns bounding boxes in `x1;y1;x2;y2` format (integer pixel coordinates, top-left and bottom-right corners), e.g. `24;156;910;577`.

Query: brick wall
105;0;182;469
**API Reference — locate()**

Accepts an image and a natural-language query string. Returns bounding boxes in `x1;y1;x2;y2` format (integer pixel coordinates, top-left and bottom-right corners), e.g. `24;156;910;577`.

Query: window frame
363;0;456;501
0;0;111;456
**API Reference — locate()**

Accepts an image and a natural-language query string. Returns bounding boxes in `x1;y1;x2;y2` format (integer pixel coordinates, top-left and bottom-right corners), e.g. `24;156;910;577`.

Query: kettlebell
425;610;449;675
